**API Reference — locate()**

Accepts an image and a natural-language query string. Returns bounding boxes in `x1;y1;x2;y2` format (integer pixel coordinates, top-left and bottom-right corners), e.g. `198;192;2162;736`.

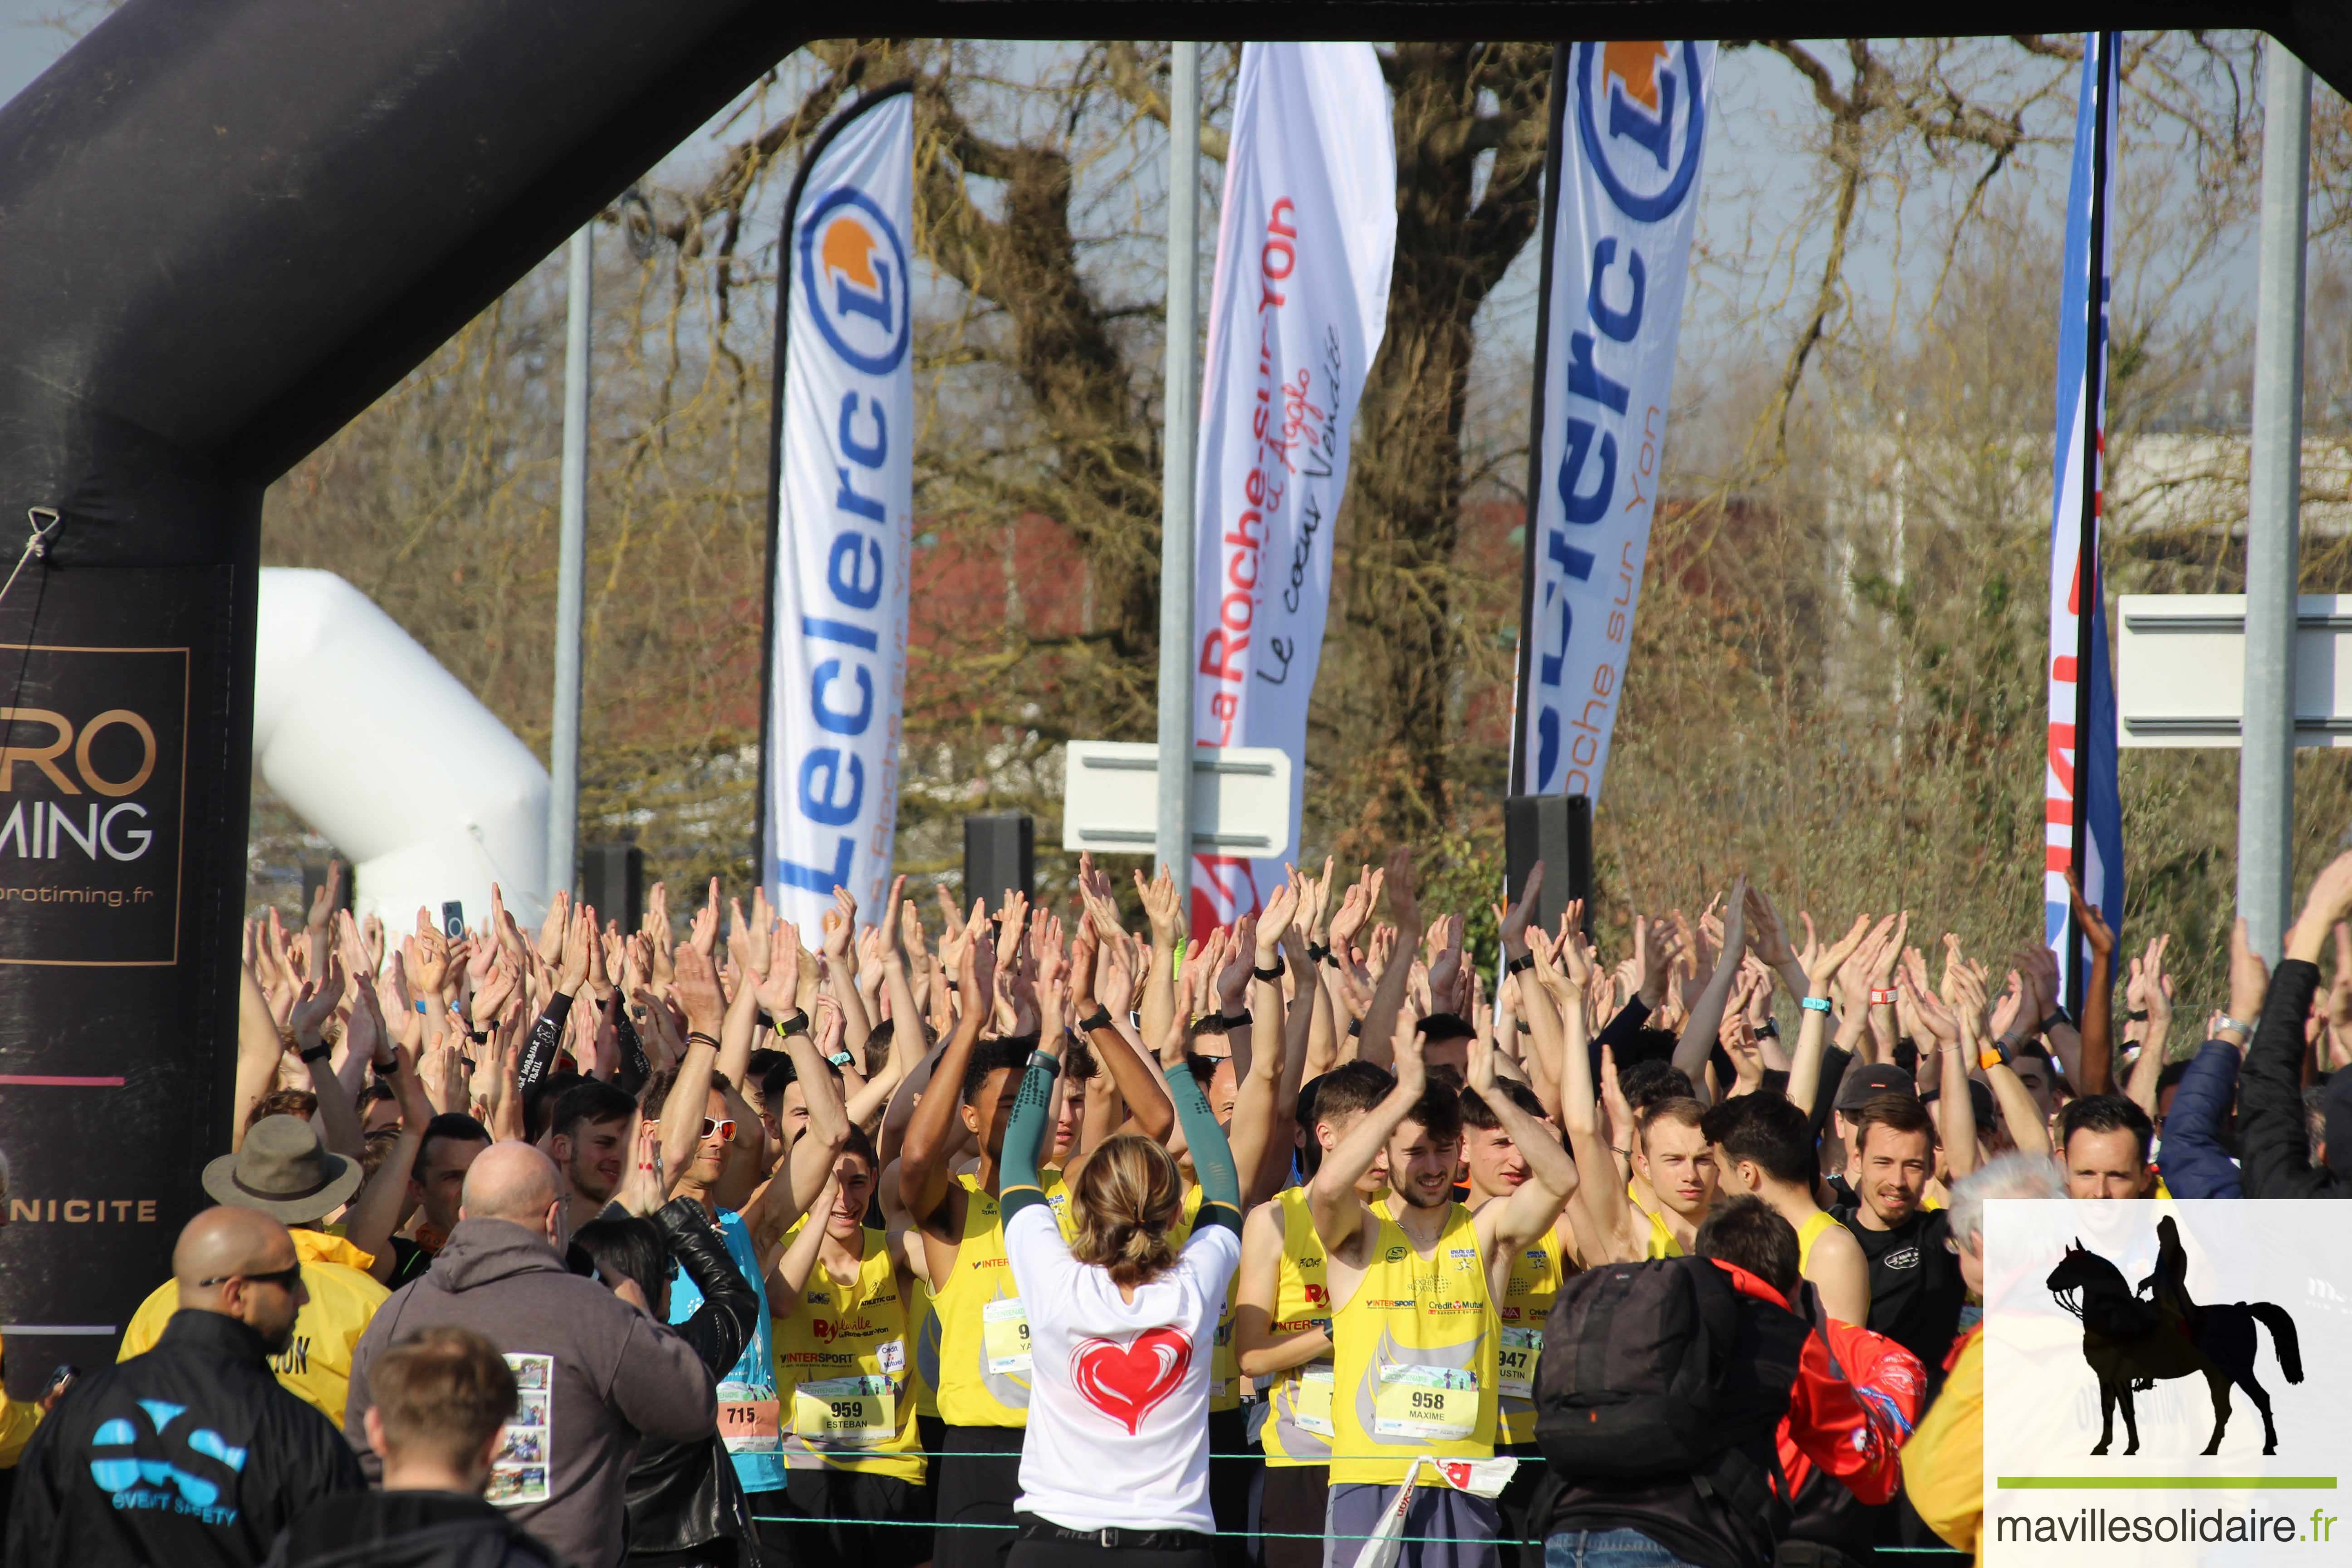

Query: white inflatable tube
252;568;549;931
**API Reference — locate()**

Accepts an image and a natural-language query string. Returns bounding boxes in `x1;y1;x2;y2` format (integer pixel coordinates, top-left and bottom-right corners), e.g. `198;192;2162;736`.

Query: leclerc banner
1510;42;1714;805
760;85;913;929
2043;34;2123;1007
1190;42;1396;934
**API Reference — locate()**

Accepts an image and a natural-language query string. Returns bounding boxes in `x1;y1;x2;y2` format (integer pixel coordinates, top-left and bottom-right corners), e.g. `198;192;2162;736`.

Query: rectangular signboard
1984;1199;2352;1563
0;643;188;965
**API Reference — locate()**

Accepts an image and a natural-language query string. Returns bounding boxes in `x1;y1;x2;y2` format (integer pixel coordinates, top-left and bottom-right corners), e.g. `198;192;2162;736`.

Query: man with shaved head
5;1208;361;1567
345;1141;715;1568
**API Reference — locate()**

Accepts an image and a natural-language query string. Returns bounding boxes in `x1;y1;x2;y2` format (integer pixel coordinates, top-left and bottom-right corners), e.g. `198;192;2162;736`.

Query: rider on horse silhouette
2132;1215;2200;1387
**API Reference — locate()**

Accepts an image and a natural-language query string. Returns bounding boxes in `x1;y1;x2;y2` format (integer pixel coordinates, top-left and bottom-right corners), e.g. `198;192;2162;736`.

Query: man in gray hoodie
344;1142;715;1568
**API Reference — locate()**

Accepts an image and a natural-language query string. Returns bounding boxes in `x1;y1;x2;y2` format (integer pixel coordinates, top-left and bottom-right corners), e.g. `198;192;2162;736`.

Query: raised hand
670;944;725;1039
1214;916;1258;1014
1301;855;1335;947
290;947;348;1046
1742;883;1797;968
1800;911;1872;996
1494;861;1543;962
1136;866;1182;948
2063;871;2116;958
1258;876;1300;955
537;889;570;966
557;902;594;996
1383;846;1420;932
689;878;720;959
305;860;344;935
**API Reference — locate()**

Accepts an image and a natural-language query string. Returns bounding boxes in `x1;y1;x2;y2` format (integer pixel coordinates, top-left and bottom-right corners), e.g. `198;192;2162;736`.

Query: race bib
1497;1327;1541;1401
983;1297;1033;1374
717;1398;781;1454
1372;1362;1478;1441
793;1375;896;1445
1291;1361;1335;1437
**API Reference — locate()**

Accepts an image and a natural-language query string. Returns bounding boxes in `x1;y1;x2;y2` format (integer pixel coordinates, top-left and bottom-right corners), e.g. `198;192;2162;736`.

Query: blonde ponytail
1067;1133;1185;1287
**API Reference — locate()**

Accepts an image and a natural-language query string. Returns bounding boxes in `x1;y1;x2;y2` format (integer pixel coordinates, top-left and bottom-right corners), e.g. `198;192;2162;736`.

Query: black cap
1834;1062;1917;1114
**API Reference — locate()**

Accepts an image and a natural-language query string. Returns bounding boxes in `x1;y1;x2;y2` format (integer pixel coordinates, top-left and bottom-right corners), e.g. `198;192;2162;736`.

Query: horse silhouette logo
2046;1217;2303;1455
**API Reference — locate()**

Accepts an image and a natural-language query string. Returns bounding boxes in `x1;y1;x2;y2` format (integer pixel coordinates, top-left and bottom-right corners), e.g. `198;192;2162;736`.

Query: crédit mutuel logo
799;191;910;377
1574;40;1705;222
1984;1200;2347;1562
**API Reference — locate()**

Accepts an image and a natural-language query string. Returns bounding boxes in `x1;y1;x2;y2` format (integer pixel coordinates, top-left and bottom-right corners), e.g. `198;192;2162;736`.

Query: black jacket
619;1198;764;1564
2237;959;2347;1198
5;1309;363;1568
265;1489;568;1568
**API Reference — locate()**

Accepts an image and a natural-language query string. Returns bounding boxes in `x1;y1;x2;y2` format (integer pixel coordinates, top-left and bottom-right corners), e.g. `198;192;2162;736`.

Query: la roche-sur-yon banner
2043;34;2124;1008
760;85;914;931
1189;41;1396;936
1511;41;1714;807
1984;1199;2351;1563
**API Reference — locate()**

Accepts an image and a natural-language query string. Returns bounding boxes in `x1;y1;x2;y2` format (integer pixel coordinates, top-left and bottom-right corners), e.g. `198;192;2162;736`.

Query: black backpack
1534;1255;1801;1559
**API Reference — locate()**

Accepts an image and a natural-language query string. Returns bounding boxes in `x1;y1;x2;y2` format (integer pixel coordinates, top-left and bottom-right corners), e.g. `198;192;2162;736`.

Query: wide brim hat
202;1112;363;1224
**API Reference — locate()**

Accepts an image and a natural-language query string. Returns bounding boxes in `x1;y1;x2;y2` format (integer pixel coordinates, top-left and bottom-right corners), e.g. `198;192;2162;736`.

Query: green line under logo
1998;1477;2337;1490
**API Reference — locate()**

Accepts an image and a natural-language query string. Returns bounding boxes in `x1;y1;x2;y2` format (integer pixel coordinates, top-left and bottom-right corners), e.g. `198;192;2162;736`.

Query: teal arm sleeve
1170;1063;1241;1233
998;1050;1059;1223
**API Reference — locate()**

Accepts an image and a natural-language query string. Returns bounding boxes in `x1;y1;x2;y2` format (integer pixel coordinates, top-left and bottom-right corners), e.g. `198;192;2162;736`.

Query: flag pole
2064;34;2111;1012
2239;37;2311;962
1156;40;1202;910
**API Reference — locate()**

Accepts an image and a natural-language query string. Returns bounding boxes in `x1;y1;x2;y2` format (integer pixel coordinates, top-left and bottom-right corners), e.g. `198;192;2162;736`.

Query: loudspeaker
300;859;352;919
580;843;644;933
963;813;1034;914
1504;794;1593;936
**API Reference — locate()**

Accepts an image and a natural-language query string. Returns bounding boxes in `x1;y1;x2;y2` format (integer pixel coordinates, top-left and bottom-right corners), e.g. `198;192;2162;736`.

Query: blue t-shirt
669;1205;786;1494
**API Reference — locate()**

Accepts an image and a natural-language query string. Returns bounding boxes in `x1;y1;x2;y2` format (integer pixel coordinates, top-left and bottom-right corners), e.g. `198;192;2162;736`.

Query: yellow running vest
772;1225;925;1483
908;1273;940;1421
1329;1197;1497;1485
1495;1224;1565;1446
1171;1184;1241;1413
933;1173;1070;1426
1795;1208;1838;1276
1629;1180;1684;1259
1260;1187;1334;1467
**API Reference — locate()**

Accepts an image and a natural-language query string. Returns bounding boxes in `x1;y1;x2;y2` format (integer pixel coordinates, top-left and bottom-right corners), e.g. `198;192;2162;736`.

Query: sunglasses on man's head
198;1261;304;1292
701;1117;737;1142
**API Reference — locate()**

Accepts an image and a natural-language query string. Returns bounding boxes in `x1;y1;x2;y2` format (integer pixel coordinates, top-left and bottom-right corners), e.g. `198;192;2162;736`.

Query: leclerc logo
799;188;911;376
1574;40;1706;222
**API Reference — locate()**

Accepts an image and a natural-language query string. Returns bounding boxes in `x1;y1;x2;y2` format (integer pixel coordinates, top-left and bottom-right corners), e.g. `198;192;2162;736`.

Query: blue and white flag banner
1188;42;1396;935
1512;41;1714;804
2043;34;2124;1007
762;86;914;928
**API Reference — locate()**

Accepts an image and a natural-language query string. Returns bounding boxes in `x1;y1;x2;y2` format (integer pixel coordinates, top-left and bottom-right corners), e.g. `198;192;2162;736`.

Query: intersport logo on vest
1517;41;1712;807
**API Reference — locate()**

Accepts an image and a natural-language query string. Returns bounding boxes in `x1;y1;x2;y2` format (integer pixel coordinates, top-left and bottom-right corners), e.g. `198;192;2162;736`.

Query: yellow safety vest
1260;1187;1333;1467
1329;1197;1497;1485
1495;1224;1565;1446
771;1225;924;1484
120;1229;387;1430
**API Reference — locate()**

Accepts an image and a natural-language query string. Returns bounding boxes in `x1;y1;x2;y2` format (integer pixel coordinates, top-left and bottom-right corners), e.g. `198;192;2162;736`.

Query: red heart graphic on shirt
1069;1328;1193;1435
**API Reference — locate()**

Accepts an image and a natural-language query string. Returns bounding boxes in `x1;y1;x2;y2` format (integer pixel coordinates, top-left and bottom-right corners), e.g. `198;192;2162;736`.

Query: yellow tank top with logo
1170;1183;1241;1414
1329;1197;1498;1485
1795;1208;1838;1275
907;1272;940;1421
1261;1186;1334;1467
934;1172;1072;1427
1628;1180;1684;1259
1495;1223;1565;1446
771;1225;924;1483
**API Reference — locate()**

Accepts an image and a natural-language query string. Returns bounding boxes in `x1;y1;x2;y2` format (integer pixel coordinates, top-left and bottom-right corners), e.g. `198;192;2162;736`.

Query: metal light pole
1155;42;1201;910
2238;40;2310;960
549;223;593;901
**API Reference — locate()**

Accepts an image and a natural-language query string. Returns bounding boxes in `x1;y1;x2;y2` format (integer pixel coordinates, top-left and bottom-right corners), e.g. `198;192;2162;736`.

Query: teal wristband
1800;995;1833;1014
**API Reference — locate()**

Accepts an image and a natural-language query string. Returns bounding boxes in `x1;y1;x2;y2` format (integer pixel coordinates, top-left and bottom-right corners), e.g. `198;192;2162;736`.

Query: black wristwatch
1076;1006;1114;1034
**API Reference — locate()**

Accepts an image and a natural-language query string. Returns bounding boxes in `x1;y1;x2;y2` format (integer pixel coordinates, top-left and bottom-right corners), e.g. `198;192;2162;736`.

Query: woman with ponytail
996;965;1244;1568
